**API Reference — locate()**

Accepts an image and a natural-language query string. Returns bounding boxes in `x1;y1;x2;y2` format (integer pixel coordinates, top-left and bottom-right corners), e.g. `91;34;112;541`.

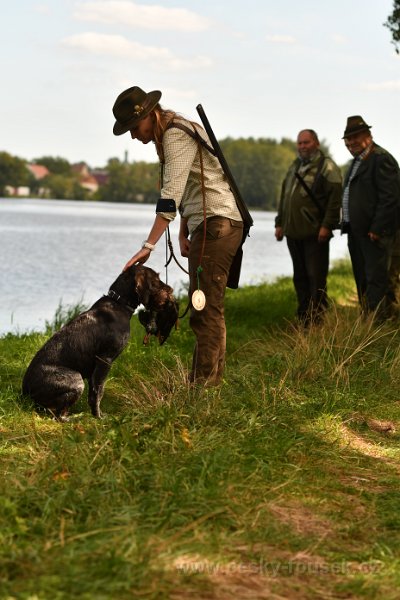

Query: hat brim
113;90;162;136
342;125;372;139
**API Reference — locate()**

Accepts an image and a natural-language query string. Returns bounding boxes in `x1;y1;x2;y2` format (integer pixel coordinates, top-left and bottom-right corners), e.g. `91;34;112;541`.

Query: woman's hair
152;105;177;161
152;105;200;162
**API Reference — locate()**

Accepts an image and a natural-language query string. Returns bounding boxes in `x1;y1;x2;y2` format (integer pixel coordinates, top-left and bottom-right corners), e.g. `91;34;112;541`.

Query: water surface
0;198;349;335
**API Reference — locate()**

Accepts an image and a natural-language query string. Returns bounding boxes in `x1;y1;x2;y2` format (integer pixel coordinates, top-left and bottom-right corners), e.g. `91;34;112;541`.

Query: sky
1;0;399;169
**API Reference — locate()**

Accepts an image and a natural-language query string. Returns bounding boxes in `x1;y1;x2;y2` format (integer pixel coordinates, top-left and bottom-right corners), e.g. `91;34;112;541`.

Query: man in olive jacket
275;129;342;324
341;115;400;318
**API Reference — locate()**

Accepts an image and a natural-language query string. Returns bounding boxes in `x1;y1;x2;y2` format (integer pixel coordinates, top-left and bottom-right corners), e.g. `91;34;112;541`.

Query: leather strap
167;120;208;280
165;120;216;156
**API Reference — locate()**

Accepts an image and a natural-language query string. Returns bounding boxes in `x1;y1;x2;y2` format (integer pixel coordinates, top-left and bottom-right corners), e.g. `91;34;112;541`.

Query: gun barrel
196;104;253;231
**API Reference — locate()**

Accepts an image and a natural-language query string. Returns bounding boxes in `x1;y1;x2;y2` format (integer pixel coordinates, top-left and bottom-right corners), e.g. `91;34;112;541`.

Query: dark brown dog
22;265;178;420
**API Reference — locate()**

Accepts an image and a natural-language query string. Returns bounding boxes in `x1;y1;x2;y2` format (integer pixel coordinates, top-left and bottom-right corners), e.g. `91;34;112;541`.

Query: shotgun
196;104;253;232
196;104;253;288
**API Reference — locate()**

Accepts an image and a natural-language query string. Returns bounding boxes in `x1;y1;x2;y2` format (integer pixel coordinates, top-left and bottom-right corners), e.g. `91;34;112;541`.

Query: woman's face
130;114;155;144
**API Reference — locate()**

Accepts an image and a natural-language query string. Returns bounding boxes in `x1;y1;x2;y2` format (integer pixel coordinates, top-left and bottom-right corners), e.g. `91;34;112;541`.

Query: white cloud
62;32;212;69
266;34;296;44
362;80;400;91
162;87;197;99
331;33;346;44
73;0;211;32
34;3;51;14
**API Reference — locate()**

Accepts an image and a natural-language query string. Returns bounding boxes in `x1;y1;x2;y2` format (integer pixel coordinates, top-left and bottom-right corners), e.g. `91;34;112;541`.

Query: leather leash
162;121;209;319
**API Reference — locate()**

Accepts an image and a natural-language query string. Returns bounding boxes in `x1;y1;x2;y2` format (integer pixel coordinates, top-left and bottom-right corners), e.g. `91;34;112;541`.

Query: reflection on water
0;198;349;335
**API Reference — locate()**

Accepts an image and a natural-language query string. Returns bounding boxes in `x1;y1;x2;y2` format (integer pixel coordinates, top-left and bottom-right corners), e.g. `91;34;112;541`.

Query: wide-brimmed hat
342;115;372;139
112;86;162;136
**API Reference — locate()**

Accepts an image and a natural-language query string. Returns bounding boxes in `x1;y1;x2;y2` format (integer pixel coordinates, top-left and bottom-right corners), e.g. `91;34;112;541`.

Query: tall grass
45;298;88;334
1;260;400;599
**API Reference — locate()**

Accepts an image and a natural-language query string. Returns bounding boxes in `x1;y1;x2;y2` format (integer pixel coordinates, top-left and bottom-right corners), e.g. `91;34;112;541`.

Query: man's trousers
286;236;330;323
347;231;394;316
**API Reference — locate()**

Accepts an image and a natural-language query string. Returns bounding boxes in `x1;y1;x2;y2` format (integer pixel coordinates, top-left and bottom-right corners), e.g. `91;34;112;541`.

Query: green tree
43;174;89;200
131;161;159;202
220;137;297;210
97;159;158;203
0;151;31;194
385;0;400;53
32;156;71;175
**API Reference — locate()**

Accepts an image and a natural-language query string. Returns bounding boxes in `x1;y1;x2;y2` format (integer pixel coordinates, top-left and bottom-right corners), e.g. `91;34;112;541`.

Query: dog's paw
54;415;70;423
91;410;104;419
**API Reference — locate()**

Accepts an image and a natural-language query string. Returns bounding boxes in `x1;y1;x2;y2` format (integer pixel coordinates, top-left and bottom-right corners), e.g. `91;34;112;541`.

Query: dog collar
106;289;137;313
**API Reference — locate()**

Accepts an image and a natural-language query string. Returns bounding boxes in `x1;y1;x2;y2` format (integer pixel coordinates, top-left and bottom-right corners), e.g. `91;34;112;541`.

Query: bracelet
142;240;156;251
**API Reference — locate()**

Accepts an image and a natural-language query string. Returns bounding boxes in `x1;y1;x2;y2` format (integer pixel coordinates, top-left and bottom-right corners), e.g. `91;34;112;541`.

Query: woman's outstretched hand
123;247;151;271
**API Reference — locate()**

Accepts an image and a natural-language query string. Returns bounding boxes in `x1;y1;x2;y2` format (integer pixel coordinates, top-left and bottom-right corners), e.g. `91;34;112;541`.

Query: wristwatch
142;240;156;251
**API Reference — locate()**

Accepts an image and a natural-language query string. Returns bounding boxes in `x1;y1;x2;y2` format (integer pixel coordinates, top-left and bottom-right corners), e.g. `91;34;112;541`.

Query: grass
1;259;400;599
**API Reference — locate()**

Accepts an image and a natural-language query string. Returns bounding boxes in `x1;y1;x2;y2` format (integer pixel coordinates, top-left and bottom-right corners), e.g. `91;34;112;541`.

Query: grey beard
299;150;319;165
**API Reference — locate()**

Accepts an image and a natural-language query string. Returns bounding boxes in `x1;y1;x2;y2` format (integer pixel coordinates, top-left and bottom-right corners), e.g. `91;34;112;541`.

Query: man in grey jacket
341;115;400;319
275;129;342;324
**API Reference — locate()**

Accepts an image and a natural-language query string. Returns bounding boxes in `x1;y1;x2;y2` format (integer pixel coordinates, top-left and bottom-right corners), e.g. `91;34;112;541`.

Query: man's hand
368;232;380;242
275;226;284;241
318;226;331;243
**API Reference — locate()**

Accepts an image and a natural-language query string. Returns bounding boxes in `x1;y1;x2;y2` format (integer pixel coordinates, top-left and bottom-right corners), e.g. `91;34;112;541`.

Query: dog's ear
133;266;149;304
133;265;145;289
135;266;163;307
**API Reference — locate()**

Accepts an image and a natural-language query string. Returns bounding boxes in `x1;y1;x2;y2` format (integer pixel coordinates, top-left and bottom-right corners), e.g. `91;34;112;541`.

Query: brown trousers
188;216;243;386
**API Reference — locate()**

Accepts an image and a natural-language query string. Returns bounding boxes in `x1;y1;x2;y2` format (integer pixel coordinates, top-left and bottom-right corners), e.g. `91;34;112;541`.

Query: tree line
102;137;302;210
1;136;344;211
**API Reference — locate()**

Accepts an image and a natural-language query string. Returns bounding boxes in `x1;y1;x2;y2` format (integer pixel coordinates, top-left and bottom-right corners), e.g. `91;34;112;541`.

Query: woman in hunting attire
112;85;243;386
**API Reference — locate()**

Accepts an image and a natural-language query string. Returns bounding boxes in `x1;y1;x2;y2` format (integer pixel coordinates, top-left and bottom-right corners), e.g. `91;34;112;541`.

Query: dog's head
131;265;179;345
111;265;179;343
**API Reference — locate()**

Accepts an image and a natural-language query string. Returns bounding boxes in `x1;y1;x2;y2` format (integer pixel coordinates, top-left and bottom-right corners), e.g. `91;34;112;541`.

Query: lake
0;198;350;336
